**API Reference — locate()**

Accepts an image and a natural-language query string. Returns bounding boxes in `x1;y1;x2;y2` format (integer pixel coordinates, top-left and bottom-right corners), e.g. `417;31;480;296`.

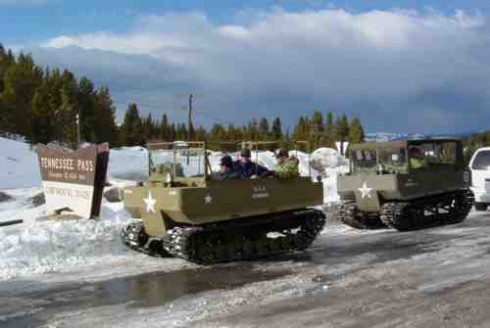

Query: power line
111;96;237;127
194;111;236;126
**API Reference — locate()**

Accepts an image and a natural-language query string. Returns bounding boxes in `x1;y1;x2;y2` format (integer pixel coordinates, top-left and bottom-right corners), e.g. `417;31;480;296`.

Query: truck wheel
475;203;488;211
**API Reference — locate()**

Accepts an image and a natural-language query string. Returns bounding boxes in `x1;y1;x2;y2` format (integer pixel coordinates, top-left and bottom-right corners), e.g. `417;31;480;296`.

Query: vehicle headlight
165;172;173;184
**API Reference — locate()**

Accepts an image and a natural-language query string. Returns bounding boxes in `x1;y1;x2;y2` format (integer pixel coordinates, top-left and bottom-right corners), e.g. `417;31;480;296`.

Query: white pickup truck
469;147;490;211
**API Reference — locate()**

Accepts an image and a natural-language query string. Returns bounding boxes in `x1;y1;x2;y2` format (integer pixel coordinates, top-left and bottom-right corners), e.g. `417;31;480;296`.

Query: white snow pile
310;147;349;203
108;146;149;182
0;137;41;189
0;202;134;280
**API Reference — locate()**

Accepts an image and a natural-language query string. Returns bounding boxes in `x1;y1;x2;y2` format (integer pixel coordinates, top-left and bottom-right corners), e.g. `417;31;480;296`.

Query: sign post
36;143;110;218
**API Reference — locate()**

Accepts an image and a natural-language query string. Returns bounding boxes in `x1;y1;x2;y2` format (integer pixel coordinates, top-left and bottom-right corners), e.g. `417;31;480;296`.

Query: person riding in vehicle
273;148;300;178
233;148;270;178
409;146;427;169
215;155;240;180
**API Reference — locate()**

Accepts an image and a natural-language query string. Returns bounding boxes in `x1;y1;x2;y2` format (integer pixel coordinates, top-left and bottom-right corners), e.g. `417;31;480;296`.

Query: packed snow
2;137;490;327
0;137;347;281
0;137;41;189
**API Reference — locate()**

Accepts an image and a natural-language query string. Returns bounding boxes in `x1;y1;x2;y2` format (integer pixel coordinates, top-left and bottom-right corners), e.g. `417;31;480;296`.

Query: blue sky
2;0;490;133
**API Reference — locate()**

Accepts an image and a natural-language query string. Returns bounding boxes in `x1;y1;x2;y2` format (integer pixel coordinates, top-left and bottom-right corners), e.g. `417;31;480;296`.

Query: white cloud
30;8;490;133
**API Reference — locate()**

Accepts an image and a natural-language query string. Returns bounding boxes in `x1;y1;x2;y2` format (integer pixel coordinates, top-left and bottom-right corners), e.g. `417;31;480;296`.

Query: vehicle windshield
378;147;407;173
351;147;407;173
472;150;490;170
149;142;207;178
408;141;457;169
351;149;377;172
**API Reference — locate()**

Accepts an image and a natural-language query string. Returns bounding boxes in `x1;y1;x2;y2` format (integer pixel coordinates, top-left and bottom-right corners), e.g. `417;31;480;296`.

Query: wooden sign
36;143;110;218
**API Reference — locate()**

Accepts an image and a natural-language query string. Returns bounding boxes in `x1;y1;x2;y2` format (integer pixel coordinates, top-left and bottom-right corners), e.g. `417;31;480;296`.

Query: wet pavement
0;265;292;327
2;211;490;327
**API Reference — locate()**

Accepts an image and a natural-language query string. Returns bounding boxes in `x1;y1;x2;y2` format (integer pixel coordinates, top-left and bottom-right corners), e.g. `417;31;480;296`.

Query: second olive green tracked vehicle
121;141;326;264
337;138;474;231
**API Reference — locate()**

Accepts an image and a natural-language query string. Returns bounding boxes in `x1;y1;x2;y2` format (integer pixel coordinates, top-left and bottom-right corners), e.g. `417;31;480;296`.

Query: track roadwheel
339;202;385;230
196;236;217;264
381;202;415;231
121;221;149;248
448;190;474;224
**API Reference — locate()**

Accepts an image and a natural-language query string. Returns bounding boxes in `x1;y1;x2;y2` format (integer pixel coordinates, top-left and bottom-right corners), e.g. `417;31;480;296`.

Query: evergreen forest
0;45;365;150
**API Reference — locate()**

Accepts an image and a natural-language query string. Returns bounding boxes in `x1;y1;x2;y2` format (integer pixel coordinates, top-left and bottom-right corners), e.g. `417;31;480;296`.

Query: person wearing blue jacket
233;148;270;178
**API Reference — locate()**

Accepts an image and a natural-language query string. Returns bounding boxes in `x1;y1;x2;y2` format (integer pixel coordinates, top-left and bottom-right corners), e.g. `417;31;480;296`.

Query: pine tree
208;124;226;141
311;110;324;147
195;125;206;141
142;113;154;142
120;103;141;146
271;117;283;140
159;113;169;141
170;123;176;141
2;53;43;137
337;114;350;142
59;70;80;148
258;118;270;140
348;116;365;144
249;118;259;140
324;111;335;147
93;86;119;145
47;68;63;142
78;77;95;142
0;45;12;93
31;78;54;144
175;123;187;141
292;116;307;141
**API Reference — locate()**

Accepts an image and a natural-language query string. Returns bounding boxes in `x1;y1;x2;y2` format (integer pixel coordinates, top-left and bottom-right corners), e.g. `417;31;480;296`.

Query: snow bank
0;202;135;281
108;146;149;182
0;137;41;189
310;147;349;203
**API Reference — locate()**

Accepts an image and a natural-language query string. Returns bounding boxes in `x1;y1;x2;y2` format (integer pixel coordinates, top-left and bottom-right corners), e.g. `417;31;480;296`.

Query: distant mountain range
364;131;477;142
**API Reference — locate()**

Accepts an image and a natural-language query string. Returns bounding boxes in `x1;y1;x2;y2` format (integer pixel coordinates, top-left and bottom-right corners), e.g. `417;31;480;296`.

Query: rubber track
338;201;386;229
121;221;168;257
380;189;474;231
162;208;326;264
121;208;326;264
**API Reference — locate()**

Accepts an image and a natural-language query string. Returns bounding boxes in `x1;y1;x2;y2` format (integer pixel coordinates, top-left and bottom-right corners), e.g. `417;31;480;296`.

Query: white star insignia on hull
143;191;157;213
204;194;212;204
357;182;373;199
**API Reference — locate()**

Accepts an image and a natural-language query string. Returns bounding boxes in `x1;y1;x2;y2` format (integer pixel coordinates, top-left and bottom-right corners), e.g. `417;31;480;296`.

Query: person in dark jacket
234;148;270;178
216;155;240;180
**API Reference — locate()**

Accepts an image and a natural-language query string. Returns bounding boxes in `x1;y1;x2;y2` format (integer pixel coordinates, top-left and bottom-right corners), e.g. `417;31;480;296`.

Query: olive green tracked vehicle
337;138;474;231
121;141;326;264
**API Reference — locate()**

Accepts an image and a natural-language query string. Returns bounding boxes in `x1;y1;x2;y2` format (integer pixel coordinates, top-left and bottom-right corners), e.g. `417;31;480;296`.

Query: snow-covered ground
2;211;490;327
2;137;490;327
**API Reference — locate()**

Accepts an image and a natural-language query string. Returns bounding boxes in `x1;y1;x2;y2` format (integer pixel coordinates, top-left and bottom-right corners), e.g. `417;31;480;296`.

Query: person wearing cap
233;148;270;179
215;155;240;180
273;148;299;179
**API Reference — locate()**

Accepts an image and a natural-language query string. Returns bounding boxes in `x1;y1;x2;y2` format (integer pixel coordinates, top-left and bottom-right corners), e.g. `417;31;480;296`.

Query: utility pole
76;112;81;148
187;93;193;142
